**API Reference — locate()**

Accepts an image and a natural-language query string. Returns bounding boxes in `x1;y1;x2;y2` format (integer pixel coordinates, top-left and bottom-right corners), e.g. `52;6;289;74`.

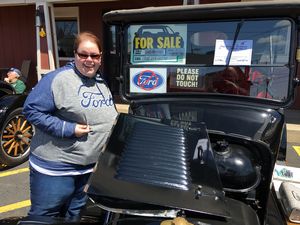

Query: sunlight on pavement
0;167;29;178
0;200;31;213
292;146;300;157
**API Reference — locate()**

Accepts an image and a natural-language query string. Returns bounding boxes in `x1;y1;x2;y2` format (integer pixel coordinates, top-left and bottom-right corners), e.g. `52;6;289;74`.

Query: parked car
85;2;299;225
0;79;33;167
6;1;300;225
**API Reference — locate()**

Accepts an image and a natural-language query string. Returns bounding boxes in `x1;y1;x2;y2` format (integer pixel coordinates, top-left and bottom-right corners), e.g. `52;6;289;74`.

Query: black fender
0;94;27;128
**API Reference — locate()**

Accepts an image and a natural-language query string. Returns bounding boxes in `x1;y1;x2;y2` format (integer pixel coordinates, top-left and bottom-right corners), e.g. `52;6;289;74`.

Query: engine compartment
86;105;283;224
129;101;282;221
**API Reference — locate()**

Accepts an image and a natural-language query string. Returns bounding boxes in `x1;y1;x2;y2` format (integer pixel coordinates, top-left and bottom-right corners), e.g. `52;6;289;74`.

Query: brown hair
73;31;102;53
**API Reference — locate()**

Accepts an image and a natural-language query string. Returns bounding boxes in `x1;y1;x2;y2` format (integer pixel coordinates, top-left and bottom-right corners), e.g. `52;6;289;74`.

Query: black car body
9;1;300;225
85;1;300;225
0;80;33;167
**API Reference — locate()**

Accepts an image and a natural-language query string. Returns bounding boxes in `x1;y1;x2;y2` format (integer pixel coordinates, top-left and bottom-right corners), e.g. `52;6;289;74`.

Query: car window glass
126;19;292;102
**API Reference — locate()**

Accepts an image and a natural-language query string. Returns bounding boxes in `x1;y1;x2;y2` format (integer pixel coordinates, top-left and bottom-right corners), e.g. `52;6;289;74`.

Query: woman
23;31;118;220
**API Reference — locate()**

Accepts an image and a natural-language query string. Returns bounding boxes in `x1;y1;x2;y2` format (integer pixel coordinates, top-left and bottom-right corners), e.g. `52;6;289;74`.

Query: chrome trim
88;197;179;217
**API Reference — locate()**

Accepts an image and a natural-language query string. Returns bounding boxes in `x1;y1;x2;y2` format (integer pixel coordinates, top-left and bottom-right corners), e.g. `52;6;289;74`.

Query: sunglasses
76;52;102;60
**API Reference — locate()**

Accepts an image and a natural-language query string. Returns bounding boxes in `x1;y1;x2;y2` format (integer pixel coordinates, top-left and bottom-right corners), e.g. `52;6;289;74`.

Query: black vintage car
85;1;299;225
9;1;300;225
0;79;33;167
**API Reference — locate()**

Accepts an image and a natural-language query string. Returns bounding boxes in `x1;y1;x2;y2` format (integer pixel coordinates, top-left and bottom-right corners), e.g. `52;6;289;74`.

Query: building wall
55;0;182;51
0;5;37;88
0;1;181;90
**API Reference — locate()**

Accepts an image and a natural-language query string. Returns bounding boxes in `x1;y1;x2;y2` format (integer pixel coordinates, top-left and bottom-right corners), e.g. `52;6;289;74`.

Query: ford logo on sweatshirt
132;70;164;91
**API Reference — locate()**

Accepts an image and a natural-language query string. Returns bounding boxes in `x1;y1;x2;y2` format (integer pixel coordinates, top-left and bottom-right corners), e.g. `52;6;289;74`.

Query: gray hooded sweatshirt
23;62;118;167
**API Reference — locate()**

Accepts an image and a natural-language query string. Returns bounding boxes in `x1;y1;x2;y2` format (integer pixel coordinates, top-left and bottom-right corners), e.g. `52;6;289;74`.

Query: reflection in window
55;20;78;58
185;20;291;65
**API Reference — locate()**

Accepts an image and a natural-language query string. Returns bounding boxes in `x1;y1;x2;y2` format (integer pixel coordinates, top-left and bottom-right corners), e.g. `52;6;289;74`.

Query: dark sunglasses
76;52;102;60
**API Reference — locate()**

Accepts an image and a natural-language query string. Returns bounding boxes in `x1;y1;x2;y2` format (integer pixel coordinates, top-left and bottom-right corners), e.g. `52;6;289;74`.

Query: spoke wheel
0;108;34;166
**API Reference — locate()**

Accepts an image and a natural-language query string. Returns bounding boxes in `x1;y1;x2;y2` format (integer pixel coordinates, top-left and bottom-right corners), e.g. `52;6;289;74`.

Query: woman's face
74;40;102;78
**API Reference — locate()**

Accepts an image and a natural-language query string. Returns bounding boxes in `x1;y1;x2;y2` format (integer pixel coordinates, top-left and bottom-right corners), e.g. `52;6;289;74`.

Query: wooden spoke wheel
0;108;34;166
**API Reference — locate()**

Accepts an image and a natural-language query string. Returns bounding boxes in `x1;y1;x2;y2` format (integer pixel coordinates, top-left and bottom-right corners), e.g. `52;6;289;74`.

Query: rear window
125;19;292;101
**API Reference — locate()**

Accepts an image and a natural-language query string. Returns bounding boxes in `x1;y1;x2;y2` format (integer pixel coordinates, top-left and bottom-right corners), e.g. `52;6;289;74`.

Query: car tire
0;107;34;167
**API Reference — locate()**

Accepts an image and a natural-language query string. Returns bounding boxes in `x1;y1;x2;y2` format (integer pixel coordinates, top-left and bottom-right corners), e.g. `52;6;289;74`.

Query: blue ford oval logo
132;70;164;91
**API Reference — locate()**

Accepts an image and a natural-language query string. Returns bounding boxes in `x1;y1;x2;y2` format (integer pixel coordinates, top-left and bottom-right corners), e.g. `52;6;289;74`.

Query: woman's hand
75;124;91;137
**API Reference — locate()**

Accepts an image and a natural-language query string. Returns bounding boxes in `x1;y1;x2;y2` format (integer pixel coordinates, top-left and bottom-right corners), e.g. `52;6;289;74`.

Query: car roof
103;0;300;24
138;25;169;29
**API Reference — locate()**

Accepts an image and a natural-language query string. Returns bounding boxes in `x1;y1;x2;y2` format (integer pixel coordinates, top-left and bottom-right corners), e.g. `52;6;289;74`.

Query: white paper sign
213;39;253;66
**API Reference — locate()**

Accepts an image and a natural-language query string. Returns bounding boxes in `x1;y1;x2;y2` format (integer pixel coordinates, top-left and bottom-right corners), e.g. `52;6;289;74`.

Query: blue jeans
28;167;91;221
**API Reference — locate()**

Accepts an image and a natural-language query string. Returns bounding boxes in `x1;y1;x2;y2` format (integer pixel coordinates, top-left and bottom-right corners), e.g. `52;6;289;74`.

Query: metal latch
293;77;300;87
